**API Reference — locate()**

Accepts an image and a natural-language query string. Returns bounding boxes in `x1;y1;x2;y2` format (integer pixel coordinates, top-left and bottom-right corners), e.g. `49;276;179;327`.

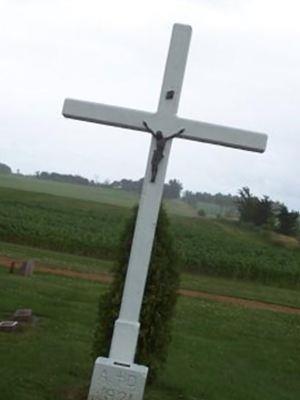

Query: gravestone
19;260;35;277
13;309;33;323
62;23;268;400
0;321;19;332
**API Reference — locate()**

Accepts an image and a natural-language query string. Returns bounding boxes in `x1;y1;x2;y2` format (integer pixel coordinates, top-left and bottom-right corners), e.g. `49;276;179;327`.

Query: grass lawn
1;240;300;308
0;240;113;274
0;173;139;208
180;274;300;308
0;268;299;400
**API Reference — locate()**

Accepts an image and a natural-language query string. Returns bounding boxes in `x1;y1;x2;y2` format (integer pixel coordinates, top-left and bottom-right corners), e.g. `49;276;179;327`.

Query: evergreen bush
92;204;180;383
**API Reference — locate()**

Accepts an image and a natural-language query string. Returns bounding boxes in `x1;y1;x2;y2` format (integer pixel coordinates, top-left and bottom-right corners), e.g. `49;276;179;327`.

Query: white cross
62;23;267;400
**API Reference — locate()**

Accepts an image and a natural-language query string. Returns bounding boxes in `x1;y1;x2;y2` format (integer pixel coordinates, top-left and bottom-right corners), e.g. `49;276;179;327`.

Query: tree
92;205;180;383
182;189;238;211
163;179;183;199
236;187;258;224
236;187;273;227
0;162;12;174
255;195;273;227
277;204;299;236
198;209;206;217
36;171;90;185
182;190;197;206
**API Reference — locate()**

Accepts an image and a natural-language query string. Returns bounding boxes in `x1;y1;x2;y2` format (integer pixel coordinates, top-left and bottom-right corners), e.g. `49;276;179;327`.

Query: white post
86;24;192;400
109;23;192;365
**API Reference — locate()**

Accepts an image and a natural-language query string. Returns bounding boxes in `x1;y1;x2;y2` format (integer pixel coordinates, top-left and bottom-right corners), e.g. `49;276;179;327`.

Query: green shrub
198;209;206;217
92;205;180;383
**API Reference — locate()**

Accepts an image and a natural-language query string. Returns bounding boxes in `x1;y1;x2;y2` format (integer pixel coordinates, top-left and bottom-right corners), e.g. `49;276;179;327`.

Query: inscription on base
88;358;148;400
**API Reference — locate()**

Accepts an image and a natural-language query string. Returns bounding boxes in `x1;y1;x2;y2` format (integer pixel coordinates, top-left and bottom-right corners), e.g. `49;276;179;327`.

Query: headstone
62;23;268;400
0;321;19;332
19;260;35;277
13;309;33;323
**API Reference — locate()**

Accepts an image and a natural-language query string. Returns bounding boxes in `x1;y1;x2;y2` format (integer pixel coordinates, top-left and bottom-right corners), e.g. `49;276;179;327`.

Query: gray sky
1;0;299;209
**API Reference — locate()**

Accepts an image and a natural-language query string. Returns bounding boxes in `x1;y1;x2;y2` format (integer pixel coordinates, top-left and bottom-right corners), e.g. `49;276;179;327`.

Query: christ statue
142;121;185;182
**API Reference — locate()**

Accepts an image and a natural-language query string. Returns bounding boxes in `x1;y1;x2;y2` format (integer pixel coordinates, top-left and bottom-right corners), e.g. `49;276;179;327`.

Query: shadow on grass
57;385;89;400
145;380;189;400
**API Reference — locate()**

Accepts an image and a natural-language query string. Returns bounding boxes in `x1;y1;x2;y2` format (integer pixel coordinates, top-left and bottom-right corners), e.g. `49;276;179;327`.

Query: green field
0;173;138;206
1;185;300;286
1;171;299;399
0;267;299;400
0;174;197;217
196;200;238;218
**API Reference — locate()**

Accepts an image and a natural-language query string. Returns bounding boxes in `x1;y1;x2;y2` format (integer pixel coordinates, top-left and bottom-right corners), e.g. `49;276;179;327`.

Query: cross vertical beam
109;24;192;364
158;24;192;115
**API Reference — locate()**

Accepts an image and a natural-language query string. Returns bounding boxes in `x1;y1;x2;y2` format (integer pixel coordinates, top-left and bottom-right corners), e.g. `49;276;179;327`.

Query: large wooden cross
63;24;267;400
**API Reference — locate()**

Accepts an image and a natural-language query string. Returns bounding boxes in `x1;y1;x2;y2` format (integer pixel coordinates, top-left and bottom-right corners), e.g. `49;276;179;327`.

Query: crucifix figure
142;121;185;182
62;23;267;400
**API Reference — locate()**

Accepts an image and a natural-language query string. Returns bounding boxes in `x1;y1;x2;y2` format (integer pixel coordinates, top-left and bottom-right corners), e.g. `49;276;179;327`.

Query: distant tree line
108;178;183;199
237;187;299;237
182;190;238;207
108;178;144;192
36;171;91;186
35;171;183;199
182;190;239;211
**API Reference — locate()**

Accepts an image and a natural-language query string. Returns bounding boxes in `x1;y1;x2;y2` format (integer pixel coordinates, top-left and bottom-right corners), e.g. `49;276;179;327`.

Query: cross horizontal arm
172;116;268;153
63;99;267;153
63;98;154;132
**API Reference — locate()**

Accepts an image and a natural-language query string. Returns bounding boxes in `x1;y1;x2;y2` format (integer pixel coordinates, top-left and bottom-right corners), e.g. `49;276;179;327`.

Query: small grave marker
19;260;35;277
0;321;18;332
13;309;33;323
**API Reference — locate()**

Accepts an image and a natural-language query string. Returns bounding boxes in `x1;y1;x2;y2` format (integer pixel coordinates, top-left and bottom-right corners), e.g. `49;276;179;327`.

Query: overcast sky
1;0;299;209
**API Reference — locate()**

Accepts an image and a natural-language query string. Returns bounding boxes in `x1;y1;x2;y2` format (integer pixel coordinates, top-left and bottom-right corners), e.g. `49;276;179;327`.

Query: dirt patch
57;385;88;400
178;289;300;315
270;232;300;250
1;254;300;316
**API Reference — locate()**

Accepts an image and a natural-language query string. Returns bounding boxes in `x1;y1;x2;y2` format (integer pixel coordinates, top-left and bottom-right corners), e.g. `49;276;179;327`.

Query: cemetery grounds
0;176;299;399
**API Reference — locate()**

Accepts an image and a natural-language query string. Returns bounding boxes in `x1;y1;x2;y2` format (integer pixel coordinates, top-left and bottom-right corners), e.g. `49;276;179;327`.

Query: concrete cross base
87;357;148;400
